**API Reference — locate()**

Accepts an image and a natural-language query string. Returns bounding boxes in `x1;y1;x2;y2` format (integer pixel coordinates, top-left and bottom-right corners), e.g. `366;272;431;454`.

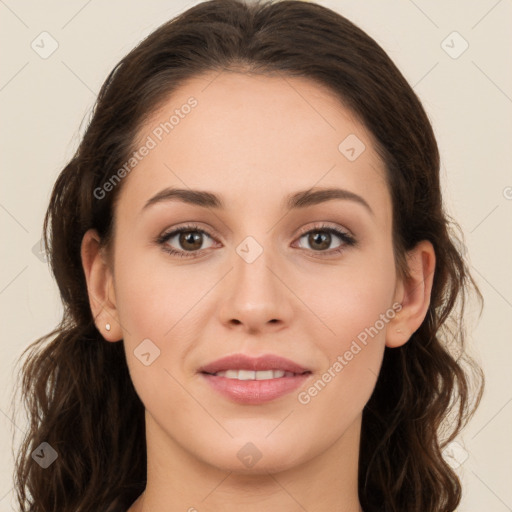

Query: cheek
314;249;396;342
112;241;207;337
306;251;396;400
111;245;215;391
298;292;391;430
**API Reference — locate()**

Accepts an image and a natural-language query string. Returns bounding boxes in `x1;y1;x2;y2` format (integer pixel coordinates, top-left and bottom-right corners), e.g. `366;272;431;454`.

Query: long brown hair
11;1;484;510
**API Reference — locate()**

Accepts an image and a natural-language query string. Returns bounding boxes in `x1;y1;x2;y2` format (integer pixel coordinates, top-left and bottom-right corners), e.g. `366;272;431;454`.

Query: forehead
117;71;390;222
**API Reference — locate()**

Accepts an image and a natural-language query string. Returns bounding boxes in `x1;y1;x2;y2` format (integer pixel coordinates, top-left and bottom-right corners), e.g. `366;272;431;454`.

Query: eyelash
156;222;357;259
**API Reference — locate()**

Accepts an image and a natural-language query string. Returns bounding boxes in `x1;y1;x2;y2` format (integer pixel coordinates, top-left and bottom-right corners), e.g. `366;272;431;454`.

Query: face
104;71;402;473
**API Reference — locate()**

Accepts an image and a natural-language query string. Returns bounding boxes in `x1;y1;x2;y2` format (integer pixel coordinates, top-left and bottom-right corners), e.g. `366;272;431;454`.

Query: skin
81;71;435;512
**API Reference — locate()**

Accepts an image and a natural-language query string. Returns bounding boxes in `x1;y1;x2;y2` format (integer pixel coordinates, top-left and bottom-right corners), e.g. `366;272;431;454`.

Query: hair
11;1;484;511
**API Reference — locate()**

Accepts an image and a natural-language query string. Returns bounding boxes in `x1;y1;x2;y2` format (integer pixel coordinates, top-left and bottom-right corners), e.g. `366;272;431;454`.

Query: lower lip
200;372;311;404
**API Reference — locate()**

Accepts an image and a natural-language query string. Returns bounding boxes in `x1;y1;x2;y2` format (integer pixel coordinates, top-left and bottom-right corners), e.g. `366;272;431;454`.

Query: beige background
1;0;511;510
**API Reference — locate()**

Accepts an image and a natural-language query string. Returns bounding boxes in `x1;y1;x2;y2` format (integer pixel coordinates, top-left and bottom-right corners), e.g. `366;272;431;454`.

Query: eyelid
295;222;354;239
155;222;219;248
158;220;218;236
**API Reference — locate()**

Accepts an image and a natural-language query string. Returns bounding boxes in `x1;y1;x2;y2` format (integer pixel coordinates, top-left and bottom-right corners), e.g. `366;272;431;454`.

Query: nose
217;244;294;335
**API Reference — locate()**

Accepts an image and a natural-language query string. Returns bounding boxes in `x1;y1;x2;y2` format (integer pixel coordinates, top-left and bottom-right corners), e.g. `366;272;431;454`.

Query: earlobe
386;240;436;348
80;229;122;342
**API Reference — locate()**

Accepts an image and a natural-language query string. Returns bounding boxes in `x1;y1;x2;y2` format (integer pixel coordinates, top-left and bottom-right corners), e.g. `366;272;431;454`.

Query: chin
195;437;310;475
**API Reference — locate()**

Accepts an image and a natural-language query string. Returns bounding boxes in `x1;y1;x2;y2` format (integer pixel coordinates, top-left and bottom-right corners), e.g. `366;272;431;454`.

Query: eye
156;222;357;259
156;223;217;258
293;223;357;256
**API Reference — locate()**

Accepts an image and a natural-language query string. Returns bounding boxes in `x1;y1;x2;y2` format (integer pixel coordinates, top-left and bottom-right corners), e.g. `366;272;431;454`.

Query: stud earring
105;323;111;331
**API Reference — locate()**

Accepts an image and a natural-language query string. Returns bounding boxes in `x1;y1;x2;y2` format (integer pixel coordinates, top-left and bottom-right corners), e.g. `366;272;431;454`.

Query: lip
198;353;312;405
198;353;310;375
200;372;311;404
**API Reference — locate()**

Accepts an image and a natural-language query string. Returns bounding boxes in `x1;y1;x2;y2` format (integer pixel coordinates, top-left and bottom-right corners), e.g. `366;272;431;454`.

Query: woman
12;0;484;511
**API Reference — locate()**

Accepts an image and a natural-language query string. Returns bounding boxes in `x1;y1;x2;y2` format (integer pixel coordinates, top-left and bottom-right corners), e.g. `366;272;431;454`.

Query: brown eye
158;224;216;257
296;226;354;253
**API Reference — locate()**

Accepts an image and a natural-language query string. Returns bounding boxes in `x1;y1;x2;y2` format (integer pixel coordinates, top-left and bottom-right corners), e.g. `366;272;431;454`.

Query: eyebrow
141;186;374;216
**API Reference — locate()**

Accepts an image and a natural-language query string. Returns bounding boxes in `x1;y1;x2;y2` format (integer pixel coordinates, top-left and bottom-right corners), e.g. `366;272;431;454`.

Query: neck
129;412;364;512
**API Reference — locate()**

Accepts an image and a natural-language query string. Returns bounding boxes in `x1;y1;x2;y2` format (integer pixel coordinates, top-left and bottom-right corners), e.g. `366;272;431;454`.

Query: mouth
201;369;311;380
198;353;312;404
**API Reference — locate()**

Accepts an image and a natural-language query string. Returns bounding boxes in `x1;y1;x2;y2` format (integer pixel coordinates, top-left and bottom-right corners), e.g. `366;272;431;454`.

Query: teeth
213;369;296;380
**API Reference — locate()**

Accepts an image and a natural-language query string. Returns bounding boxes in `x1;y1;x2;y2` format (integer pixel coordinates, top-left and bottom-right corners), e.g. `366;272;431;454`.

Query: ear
81;228;122;342
386;240;436;348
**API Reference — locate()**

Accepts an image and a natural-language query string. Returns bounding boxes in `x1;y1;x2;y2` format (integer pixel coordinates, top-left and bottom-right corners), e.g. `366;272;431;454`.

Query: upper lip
199;354;311;375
